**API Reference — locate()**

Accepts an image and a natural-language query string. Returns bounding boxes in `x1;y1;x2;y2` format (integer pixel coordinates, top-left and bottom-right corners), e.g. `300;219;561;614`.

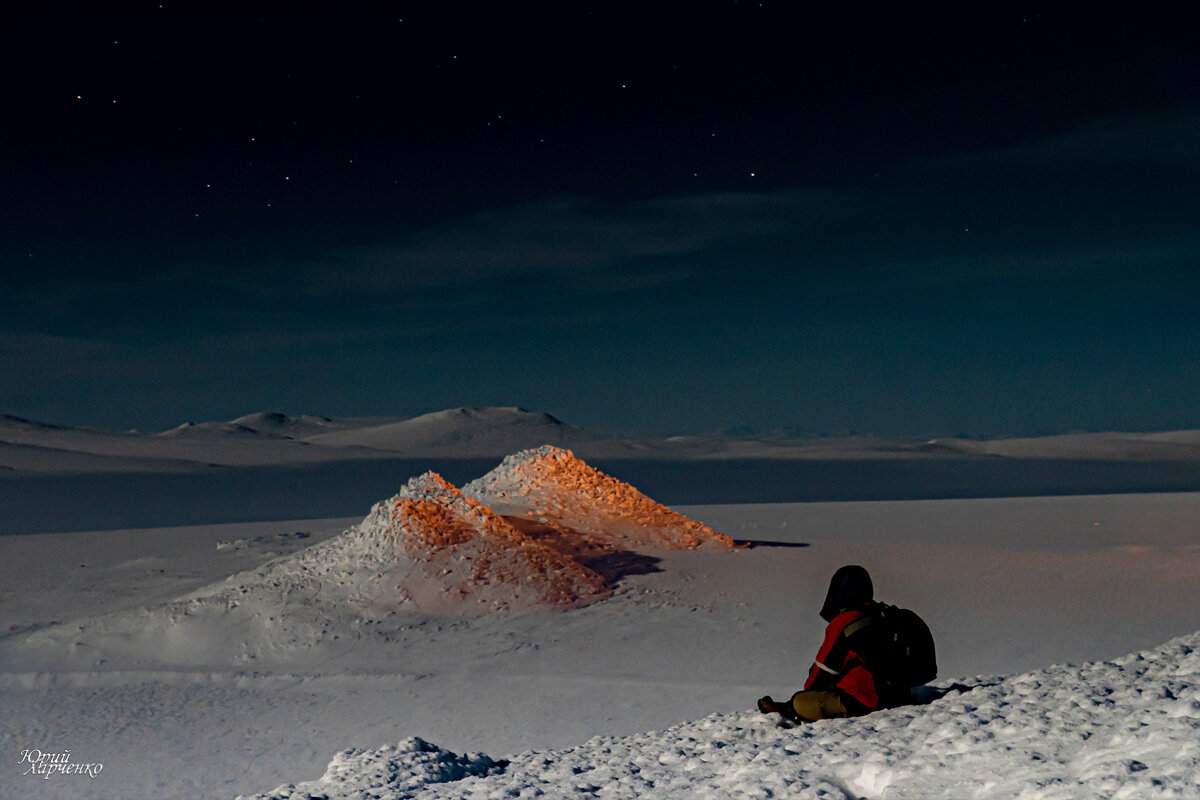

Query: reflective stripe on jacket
803;605;880;710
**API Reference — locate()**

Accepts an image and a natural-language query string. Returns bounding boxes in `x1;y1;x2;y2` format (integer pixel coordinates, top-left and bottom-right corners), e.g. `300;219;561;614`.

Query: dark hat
819;564;874;621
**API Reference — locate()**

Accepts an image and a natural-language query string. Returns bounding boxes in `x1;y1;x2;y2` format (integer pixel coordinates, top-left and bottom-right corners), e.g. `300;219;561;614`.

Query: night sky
4;2;1199;437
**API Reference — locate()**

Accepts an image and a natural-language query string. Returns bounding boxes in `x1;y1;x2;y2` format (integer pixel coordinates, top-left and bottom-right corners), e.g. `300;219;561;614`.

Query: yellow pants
788;690;859;722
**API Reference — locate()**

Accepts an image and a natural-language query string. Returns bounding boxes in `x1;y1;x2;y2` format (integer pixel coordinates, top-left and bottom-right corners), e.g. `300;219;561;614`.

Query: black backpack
849;603;937;690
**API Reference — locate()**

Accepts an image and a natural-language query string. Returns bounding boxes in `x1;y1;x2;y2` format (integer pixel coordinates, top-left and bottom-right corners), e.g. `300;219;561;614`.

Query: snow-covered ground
2;490;1198;798
241;629;1200;799
1;416;1199;798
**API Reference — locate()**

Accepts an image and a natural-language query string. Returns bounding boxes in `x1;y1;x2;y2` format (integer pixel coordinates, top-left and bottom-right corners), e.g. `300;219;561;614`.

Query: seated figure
758;564;915;723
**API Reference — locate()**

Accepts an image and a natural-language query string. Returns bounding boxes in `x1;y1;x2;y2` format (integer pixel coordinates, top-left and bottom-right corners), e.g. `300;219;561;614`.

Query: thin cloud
279;190;858;295
849;243;1200;298
917;111;1200;171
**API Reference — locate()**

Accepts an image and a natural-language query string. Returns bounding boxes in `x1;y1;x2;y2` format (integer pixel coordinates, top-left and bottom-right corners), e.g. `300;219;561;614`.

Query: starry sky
4;2;1199;437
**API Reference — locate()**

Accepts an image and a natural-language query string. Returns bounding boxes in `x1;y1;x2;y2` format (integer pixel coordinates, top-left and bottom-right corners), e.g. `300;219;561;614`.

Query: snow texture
348;470;610;612
241;631;1200;799
463;445;734;551
294;449;732;613
165;468;613;627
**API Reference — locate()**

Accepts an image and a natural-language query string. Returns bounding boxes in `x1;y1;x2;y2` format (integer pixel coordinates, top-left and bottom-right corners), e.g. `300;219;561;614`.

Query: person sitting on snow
758;564;908;723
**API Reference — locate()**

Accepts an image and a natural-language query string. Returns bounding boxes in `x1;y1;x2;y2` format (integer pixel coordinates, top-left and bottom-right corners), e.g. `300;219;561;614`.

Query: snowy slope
463;445;734;550
0;412;388;470
240;631;1200;799
927;430;1200;460
2;492;1199;799
346;471;609;612
301;407;595;455
158;412;336;439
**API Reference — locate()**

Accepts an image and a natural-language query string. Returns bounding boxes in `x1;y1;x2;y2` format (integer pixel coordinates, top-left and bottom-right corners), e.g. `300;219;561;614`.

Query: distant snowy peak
0;414;65;432
396;406;582;448
158;412;334;439
232;411;333;437
301;406;592;455
414;406;565;428
464;445;734;551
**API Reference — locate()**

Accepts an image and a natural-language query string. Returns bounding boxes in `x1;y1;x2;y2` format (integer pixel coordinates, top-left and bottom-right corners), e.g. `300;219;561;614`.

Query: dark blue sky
3;2;1199;436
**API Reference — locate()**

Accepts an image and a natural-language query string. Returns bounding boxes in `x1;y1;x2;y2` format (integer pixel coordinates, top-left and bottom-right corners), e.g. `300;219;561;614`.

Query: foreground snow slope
3;493;1197;799
242;631;1200;799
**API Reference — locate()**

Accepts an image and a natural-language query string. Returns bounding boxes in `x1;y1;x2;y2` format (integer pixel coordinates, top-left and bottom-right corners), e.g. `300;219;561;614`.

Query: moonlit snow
1;410;1198;799
242;631;1200;799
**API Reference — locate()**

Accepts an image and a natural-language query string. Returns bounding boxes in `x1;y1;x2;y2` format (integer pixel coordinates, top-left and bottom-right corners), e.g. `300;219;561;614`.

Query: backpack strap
842;615;873;639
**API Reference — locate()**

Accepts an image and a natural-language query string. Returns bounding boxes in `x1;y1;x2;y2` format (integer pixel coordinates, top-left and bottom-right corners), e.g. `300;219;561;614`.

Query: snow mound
245;738;502;800
174;471;610;622
191;449;731;618
13;452;731;666
239;631;1200;799
464;445;734;550
349;471;609;612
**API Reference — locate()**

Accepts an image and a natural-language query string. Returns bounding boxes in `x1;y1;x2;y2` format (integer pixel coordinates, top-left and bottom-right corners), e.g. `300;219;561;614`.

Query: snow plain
1;410;1198;799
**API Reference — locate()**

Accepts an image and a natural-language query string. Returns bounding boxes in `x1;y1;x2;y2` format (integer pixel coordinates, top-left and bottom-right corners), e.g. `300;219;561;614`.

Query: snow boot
757;695;801;723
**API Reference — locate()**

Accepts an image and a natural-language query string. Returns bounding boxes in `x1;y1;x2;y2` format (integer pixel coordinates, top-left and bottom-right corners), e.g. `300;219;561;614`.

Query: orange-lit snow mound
139;451;730;628
463;445;734;551
352;471;609;612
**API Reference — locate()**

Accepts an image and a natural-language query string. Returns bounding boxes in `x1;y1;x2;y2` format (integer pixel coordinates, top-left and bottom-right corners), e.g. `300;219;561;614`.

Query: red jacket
803;605;881;710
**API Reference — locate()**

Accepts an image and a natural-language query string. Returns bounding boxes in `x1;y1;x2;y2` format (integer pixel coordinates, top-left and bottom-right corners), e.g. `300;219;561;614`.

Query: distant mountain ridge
926;430;1200;461
158;412;336;439
302;406;593;454
3;406;1200;475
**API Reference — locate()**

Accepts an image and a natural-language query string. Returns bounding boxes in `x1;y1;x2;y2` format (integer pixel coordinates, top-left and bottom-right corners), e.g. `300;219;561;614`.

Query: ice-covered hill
301;407;595;455
240;630;1200;799
345;470;609;612
158;412;336;439
0;411;385;471
464;445;734;551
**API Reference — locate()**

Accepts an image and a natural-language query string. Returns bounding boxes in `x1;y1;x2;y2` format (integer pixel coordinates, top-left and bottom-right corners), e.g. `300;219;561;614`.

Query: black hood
819;565;874;622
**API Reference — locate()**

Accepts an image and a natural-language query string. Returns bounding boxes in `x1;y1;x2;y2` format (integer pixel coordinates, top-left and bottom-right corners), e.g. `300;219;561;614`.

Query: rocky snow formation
202;470;612;617
221;448;728;616
55;449;731;644
464;445;734;551
349;471;609;612
15;470;619;667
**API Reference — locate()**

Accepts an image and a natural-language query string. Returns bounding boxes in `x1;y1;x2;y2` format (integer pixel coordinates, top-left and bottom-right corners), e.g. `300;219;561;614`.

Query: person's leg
787;690;852;722
757;695;800;722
